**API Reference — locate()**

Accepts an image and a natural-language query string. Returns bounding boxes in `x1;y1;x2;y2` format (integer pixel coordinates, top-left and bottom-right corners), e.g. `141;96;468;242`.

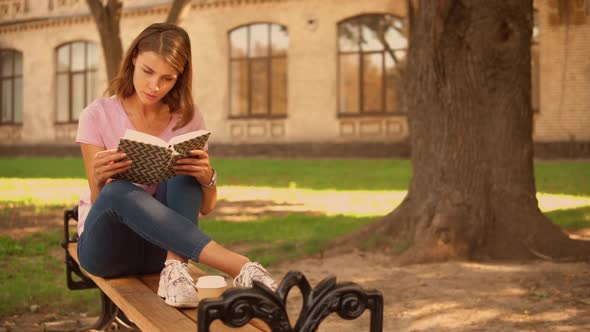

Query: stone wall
533;0;590;141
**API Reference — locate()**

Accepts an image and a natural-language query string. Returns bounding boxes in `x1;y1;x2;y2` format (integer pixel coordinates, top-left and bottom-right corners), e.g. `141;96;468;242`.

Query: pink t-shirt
75;96;206;235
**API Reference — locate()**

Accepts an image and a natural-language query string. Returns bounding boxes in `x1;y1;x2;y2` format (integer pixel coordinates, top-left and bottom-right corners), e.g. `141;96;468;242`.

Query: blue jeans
77;176;212;278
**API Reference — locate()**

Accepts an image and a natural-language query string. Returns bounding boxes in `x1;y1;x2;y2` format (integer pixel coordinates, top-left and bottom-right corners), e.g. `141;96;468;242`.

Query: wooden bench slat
68;243;270;332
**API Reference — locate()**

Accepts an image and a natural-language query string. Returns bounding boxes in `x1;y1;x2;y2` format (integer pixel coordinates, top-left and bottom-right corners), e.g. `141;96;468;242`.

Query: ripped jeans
77;176;212;277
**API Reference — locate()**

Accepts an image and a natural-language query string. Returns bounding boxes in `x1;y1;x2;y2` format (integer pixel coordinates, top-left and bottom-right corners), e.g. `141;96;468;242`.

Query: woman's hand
93;149;132;190
174;150;214;186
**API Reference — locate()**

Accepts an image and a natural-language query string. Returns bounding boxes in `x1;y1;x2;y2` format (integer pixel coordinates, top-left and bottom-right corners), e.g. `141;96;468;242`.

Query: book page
168;130;210;146
123;129;168;147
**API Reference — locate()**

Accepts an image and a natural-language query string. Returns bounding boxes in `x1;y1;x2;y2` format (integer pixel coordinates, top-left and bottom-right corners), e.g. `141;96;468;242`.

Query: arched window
229;23;288;118
0;49;23;124
338;14;407;115
55;41;98;123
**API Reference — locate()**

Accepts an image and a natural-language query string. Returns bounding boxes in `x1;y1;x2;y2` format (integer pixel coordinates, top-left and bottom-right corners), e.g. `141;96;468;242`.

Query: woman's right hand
93;149;132;189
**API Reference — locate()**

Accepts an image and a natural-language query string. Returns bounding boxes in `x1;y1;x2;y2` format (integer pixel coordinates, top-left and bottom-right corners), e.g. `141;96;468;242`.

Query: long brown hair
108;23;194;130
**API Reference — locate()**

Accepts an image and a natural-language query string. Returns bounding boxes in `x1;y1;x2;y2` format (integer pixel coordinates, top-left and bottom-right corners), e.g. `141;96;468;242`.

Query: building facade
0;0;588;156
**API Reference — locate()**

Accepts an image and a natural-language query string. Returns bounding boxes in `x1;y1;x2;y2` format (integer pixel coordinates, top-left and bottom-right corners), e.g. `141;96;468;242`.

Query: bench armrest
62;206;95;290
198;271;383;332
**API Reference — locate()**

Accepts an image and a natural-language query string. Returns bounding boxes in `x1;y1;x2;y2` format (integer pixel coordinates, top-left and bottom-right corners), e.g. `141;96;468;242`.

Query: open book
113;129;211;185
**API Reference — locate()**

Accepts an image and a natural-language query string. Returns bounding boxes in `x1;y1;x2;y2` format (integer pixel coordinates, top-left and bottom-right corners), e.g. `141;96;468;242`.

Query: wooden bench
63;208;384;331
66;243;270;331
62;207;269;331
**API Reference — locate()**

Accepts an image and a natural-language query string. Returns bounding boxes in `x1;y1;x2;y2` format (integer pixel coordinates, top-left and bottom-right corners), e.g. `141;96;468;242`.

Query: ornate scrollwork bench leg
198;271;384;332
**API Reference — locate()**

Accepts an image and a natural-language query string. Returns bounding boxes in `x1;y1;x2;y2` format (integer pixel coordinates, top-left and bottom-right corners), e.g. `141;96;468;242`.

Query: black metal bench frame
63;207;384;331
198;272;383;332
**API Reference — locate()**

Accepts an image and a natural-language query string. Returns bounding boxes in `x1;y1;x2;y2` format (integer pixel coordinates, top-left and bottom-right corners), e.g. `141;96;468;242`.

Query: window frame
0;49;23;125
55;40;98;124
336;13;407;117
228;22;288;119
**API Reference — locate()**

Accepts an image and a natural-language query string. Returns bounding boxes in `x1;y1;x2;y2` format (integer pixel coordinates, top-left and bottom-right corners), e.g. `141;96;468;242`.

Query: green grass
0;232;99;316
0;158;412;190
534;162;590;196
0;157;588;194
202;214;374;265
545;206;590;230
214;159;413;191
0;158;86;178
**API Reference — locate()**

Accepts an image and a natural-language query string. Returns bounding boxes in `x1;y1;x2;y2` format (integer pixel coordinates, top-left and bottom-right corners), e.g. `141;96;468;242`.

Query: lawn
0;158;589;317
1;157;589;194
0;214;374;316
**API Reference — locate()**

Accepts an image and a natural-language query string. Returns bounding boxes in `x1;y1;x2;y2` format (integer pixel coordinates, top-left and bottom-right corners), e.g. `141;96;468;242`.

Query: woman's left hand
174;150;214;186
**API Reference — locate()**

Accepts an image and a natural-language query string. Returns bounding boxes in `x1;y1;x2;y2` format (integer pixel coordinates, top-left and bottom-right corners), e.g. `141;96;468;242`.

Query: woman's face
132;51;179;106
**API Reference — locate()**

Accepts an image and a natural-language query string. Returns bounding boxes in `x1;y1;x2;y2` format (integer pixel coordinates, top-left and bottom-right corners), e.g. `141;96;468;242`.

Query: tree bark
166;0;192;25
86;0;124;82
341;0;590;263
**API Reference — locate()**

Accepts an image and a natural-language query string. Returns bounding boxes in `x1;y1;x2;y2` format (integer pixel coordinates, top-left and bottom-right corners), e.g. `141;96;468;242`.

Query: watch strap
202;168;217;187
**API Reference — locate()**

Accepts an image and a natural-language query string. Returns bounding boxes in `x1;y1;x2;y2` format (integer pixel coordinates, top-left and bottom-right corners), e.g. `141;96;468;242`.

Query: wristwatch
202;168;217;187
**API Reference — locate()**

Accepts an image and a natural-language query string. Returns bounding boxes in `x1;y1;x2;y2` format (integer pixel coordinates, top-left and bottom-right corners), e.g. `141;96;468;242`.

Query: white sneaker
233;262;277;291
157;260;199;308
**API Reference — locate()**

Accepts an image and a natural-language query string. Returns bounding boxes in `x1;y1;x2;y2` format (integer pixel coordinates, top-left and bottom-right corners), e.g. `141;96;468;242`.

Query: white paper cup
196;275;227;300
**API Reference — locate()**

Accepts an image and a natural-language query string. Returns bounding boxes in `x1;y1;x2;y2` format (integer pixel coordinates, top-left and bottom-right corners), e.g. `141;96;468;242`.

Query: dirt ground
2;199;590;332
273;250;590;332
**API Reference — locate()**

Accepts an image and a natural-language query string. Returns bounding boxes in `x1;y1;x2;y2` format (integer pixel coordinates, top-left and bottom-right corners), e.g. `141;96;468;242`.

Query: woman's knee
99;180;136;201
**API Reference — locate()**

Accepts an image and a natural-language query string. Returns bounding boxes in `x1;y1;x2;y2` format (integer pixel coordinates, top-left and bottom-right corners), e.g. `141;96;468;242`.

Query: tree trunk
86;0;123;82
166;0;192;25
342;0;590;263
87;0;192;83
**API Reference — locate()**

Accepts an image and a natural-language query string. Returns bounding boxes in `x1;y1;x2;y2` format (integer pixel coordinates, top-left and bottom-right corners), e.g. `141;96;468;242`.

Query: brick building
0;0;588;157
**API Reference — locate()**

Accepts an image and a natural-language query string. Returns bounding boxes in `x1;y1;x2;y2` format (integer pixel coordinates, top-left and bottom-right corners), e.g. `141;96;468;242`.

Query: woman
75;23;276;308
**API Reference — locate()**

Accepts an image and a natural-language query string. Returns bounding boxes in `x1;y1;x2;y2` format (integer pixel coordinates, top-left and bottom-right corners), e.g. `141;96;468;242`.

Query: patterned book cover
114;132;210;185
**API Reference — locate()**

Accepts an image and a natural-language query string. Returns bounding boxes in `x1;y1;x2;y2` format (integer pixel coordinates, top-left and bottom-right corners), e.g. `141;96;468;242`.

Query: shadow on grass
545;205;590;230
0;212;375;317
202;213;375;266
